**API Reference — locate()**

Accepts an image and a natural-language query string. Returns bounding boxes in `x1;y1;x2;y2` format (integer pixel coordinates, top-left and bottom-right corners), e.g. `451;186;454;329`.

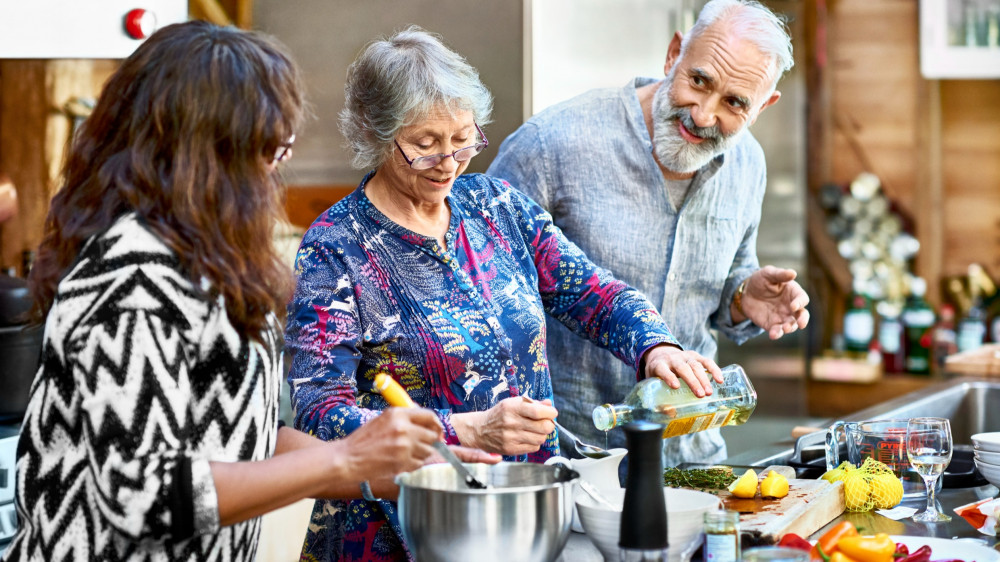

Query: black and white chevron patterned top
4;214;282;562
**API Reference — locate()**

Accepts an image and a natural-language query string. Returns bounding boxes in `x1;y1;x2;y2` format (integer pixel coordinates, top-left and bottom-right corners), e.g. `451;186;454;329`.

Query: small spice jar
702;509;740;562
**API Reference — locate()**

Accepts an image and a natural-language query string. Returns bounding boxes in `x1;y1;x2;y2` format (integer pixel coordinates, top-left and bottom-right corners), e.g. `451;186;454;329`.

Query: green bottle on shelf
844;283;875;355
901;277;935;375
592;364;756;438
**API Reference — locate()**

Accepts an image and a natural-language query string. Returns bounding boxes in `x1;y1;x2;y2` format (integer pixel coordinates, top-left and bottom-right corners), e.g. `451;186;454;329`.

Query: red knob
124;9;158;40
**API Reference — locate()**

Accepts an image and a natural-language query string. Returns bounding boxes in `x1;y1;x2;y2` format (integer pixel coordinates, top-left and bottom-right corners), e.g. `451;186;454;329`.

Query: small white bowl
974;458;1000;489
971;432;1000;453
576;487;722;562
974;449;1000;465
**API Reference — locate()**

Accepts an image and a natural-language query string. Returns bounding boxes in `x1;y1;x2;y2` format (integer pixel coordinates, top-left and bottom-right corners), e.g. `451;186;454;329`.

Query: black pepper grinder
619;421;668;561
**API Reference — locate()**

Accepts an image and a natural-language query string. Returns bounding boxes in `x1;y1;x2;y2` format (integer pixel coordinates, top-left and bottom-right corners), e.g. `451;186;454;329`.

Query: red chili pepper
894;545;931;562
778;533;813;551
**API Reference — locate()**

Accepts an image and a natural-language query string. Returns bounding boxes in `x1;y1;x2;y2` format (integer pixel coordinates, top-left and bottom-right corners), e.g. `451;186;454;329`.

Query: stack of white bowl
971;432;1000;490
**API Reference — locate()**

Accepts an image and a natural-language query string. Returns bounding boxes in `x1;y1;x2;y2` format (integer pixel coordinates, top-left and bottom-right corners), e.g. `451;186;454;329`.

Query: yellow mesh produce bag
844;458;904;512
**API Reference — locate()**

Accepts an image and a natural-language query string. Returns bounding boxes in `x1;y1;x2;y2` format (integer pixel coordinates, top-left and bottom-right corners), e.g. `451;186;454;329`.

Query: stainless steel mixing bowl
396;461;577;562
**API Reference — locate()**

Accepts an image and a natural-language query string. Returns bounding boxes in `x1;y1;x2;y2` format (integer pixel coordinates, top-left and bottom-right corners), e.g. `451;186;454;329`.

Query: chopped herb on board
663;467;738;491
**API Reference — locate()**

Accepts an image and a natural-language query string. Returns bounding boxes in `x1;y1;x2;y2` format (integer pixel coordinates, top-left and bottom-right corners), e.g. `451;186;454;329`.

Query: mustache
669;108;724;144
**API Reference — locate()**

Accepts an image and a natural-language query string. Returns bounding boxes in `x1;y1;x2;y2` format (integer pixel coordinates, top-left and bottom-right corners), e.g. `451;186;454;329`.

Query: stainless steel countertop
817;483;999;545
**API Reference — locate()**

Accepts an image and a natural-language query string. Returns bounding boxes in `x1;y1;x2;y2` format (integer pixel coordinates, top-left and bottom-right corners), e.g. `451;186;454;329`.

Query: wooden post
915;78;943;307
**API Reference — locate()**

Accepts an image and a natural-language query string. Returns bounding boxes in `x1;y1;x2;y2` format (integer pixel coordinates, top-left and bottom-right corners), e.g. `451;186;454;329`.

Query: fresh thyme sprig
663;467;737;490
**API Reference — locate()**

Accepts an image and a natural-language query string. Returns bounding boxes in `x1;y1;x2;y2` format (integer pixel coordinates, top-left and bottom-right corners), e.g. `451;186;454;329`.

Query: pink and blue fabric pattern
284;171;678;561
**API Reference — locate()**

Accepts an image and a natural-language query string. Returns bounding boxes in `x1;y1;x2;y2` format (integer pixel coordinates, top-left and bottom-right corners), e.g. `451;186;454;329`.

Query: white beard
651;68;747;175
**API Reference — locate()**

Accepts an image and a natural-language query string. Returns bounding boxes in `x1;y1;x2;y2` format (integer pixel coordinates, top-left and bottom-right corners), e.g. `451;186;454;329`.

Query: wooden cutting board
723;479;845;539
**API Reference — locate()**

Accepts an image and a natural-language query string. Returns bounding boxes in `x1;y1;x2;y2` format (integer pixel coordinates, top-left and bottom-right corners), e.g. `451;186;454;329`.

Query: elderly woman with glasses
284;25;721;561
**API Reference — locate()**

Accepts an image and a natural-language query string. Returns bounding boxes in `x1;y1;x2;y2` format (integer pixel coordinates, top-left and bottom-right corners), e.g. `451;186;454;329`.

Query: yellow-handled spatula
374;373;489;489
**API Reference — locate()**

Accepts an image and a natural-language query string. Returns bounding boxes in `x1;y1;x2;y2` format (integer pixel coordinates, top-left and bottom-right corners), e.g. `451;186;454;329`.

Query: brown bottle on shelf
878;301;905;374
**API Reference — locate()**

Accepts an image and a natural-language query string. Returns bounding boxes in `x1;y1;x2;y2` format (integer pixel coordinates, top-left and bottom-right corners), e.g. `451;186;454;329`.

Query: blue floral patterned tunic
284;171;679;561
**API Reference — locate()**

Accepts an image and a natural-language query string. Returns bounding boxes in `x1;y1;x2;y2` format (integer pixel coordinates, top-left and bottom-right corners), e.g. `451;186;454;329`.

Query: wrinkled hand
452;397;558;456
740;266;810;339
642;344;722;397
335;407;442;483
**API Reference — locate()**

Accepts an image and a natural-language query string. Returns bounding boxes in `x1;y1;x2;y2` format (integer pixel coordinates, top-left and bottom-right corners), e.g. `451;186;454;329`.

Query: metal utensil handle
433;441;488;489
553;420;576;442
374;373;489;489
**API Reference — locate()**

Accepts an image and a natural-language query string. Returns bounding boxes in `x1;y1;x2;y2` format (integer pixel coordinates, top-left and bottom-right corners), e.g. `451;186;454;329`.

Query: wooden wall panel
284;185;354;229
828;0;922;200
940;80;1000;278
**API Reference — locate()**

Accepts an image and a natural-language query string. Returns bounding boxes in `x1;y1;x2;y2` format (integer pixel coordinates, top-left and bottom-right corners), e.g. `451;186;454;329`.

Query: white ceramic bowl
971;432;1000;453
545;448;628;533
974;449;1000;465
974;458;1000;489
576;487;722;562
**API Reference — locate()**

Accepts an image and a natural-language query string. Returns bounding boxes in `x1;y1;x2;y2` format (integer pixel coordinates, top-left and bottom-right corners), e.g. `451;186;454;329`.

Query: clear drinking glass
905;417;952;522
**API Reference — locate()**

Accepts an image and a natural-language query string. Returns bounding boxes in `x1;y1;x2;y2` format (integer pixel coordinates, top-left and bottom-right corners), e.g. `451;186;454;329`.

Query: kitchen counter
557;483;999;560
816;483;998;546
558;377;1000;559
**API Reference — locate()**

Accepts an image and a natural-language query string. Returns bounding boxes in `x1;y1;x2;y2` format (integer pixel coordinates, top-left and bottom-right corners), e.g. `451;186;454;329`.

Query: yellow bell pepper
835;533;896;562
829;552;859;562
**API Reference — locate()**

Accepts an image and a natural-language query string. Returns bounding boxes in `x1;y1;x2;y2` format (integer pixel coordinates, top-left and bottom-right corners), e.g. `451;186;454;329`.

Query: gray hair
684;0;794;91
339;25;494;170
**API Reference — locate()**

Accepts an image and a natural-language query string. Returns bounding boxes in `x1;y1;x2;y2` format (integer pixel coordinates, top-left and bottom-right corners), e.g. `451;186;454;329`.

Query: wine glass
905;417;952;523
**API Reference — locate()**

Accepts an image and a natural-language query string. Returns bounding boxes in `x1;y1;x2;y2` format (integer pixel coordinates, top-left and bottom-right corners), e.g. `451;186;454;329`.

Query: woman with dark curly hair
4;20;493;562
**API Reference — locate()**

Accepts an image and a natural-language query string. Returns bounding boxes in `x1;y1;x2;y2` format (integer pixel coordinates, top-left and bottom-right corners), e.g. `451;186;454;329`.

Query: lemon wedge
727;468;758;498
760;470;789;498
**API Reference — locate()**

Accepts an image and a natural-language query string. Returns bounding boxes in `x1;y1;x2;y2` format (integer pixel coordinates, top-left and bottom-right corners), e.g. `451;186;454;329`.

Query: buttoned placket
661;167;714;315
425;232;517;385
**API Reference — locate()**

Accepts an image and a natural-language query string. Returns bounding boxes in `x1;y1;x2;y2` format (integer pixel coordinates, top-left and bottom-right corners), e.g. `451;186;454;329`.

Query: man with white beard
486;0;810;467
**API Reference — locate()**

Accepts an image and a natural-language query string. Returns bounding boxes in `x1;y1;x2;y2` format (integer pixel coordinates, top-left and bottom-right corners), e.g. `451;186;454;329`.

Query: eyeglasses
273;134;295;164
394;124;488;170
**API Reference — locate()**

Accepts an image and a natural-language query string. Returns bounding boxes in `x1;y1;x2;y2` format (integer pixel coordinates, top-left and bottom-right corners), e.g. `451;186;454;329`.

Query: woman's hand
450;397;558;456
322;407;442;494
642;345;722;398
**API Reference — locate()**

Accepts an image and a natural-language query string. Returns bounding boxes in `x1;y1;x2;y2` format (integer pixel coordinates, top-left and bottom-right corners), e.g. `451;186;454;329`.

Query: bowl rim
395;462;579;494
575;486;723;514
